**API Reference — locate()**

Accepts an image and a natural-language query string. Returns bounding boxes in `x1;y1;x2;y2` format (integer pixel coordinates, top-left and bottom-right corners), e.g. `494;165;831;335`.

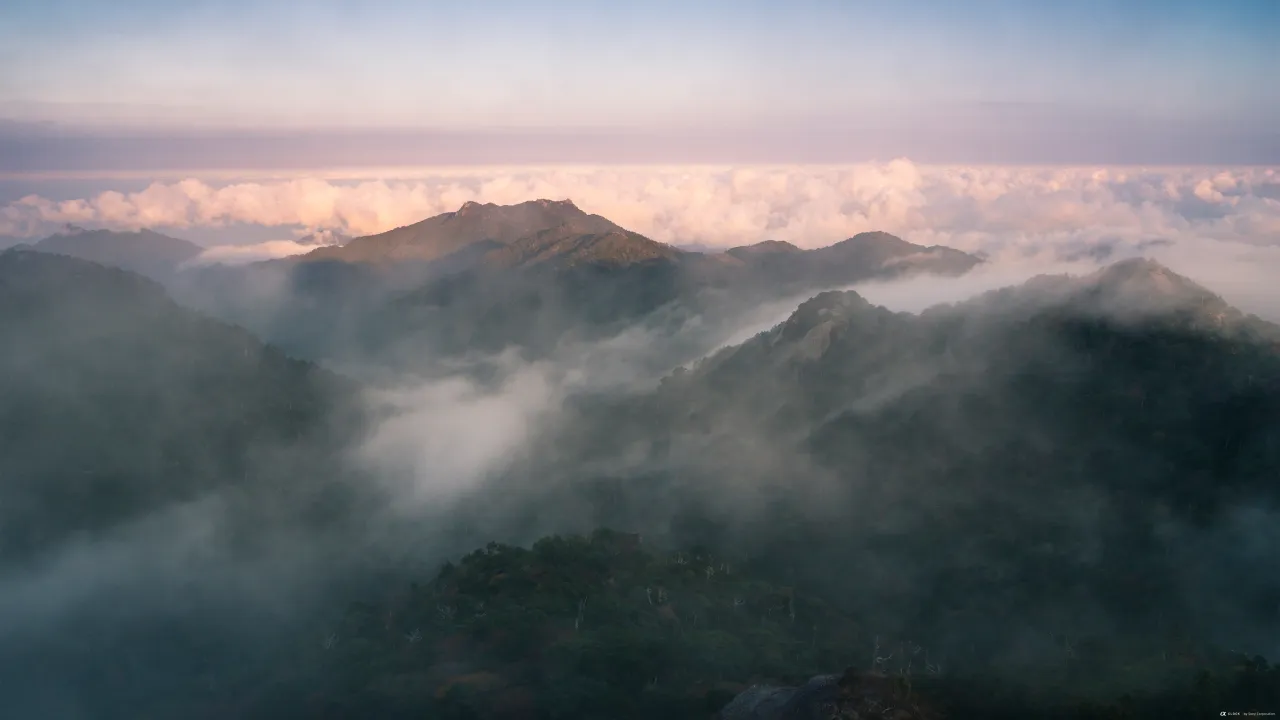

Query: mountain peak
1087;257;1187;289
777;290;872;340
824;231;917;251
815;231;916;258
1079;257;1222;307
537;198;577;209
725;239;802;259
796;290;872;315
455;198;579;217
847;231;908;243
305;199;620;266
958;257;1242;329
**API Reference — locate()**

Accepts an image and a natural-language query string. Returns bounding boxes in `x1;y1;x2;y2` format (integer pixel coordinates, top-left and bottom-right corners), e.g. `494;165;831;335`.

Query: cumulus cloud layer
0;163;1273;246
3;161;1278;271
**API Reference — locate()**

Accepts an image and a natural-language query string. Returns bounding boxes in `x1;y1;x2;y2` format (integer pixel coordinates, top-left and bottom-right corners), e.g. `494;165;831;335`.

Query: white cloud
356;360;560;508
187;228;347;266
2;161;1278;264
189;239;324;265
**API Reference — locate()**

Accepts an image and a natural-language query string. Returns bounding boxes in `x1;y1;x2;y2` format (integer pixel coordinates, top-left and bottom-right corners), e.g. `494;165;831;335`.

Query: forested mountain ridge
0;247;366;561
458;258;1280;717
665;257;1280;436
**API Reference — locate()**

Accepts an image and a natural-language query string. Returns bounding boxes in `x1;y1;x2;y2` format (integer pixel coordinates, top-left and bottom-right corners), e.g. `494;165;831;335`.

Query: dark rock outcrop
719;669;942;720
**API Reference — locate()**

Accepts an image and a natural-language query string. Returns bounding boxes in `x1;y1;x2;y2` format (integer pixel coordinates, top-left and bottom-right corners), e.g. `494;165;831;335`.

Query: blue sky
0;0;1277;165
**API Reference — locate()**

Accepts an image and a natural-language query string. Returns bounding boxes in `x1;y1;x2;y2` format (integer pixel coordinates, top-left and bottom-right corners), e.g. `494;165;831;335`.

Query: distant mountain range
0;202;983;557
27;200;981;367
24;200;981;287
341;201;979;363
31;225;203;281
292;198;975;279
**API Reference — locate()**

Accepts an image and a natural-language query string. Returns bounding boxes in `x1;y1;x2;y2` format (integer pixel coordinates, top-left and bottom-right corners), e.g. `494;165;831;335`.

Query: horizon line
3;161;1276;183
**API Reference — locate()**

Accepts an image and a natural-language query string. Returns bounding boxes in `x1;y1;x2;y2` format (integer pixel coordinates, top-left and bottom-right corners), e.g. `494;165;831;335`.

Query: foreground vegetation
219;530;1279;719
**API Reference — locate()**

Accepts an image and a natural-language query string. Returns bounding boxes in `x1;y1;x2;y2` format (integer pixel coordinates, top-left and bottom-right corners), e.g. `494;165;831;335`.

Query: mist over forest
0;188;1277;720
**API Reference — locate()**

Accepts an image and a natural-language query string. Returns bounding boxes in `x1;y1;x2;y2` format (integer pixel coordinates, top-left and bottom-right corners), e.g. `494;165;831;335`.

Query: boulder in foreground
720;668;942;720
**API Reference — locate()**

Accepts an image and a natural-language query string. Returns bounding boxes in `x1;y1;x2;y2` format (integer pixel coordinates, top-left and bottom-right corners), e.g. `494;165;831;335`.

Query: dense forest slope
0;247;365;561
226;531;1277;720
462;259;1280;711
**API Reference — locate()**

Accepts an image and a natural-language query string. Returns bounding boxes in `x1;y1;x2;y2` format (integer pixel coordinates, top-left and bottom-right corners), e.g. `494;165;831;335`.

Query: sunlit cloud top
4;162;1277;249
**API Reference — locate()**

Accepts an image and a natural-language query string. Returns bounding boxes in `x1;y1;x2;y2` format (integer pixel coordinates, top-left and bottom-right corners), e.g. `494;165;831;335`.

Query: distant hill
724;239;802;258
965;257;1258;330
0;247;364;561
33;225;203;281
301;199;626;266
715;231;978;288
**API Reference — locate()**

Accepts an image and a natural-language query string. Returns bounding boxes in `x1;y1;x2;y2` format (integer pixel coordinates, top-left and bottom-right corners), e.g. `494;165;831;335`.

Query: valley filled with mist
1;194;1278;719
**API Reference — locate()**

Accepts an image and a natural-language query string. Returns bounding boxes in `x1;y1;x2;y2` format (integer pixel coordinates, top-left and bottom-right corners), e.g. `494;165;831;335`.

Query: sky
0;0;1277;277
1;0;1278;168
